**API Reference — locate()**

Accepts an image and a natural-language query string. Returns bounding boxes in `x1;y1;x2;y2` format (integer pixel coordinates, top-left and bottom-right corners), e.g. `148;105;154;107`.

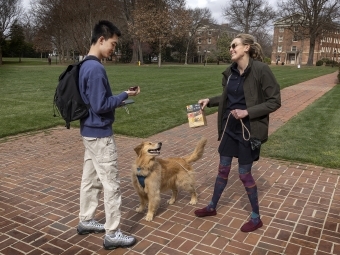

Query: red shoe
194;207;217;217
240;218;263;232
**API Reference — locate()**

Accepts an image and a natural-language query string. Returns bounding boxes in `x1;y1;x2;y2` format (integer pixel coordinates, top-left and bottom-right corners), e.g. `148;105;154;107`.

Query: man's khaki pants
79;135;121;234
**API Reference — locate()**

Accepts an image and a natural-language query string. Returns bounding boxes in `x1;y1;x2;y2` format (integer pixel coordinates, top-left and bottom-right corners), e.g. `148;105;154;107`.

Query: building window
208;30;212;35
198;38;201;44
278;46;282;52
279;27;284;32
207;38;211;44
293;35;298;41
278;36;283;42
294;26;299;32
292;46;297;51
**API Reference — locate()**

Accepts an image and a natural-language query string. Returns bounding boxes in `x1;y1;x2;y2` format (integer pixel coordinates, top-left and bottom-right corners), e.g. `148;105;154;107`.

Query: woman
194;34;281;232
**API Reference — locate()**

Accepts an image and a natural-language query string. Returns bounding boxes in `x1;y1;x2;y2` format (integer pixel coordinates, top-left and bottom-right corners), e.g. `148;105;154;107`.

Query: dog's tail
183;137;207;164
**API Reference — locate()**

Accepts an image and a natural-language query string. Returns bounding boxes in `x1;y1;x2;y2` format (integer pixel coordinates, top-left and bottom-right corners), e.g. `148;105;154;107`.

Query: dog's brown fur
131;137;207;221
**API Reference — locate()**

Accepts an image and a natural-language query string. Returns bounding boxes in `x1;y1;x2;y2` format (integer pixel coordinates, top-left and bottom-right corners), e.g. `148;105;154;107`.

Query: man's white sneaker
77;219;105;235
103;229;136;250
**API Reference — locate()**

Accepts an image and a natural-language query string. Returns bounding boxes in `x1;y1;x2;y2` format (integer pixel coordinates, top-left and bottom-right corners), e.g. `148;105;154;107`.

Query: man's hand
126;86;140;96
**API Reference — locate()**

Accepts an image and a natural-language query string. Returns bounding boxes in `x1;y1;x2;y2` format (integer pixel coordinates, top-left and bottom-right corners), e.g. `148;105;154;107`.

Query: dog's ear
134;143;143;156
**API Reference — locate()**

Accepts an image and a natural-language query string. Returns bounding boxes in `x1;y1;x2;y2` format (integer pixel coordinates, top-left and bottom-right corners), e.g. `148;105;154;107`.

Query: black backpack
53;56;99;129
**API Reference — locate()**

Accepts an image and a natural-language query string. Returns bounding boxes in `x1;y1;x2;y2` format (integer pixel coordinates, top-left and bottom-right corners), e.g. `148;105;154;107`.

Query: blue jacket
79;56;128;137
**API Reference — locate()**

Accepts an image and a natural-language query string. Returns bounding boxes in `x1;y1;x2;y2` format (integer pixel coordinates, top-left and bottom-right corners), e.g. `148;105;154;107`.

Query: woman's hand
231;109;248;119
198;98;209;110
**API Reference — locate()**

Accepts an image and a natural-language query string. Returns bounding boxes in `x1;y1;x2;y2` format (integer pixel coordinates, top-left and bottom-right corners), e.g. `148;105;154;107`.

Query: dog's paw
145;213;154;221
167;198;176;205
189;199;197;205
136;206;144;213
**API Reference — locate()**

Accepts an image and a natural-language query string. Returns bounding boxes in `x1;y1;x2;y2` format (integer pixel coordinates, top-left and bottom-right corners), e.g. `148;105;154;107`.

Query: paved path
0;72;339;255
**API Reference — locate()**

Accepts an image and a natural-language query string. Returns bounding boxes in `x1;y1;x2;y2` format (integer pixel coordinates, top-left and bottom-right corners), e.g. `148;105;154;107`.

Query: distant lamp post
204;50;207;66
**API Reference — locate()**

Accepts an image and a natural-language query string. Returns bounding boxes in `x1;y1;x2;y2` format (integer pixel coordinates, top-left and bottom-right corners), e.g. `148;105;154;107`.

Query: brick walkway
0;72;339;255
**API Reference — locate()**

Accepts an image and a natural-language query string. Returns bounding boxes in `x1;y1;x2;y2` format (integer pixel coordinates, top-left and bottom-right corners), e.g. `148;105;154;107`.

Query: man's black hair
91;20;121;45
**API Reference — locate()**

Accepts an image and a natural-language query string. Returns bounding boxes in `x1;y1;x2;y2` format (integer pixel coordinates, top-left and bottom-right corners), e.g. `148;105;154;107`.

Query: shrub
331;60;339;67
264;57;271;65
323;58;337;66
316;60;324;66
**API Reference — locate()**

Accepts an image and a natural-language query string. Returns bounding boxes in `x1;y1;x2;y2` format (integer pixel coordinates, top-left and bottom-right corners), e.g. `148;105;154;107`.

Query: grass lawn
0;58;337;140
262;84;340;169
1;57;339;168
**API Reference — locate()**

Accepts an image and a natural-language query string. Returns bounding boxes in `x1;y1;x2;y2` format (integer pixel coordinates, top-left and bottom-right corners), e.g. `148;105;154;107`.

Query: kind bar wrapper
186;104;207;128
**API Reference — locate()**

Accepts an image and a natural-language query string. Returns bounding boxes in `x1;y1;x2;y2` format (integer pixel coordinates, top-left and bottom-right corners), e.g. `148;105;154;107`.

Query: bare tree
122;0;143;64
278;0;340;65
30;0;123;63
222;0;276;34
21;12;35;44
0;0;22;65
253;28;273;57
129;0;189;67
183;8;214;65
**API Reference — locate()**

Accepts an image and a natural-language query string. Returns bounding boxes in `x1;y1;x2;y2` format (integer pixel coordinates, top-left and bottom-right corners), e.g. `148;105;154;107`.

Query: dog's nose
159;142;162;147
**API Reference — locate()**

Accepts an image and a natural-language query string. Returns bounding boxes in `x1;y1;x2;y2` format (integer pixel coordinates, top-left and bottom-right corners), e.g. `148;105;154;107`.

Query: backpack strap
77;55;102;107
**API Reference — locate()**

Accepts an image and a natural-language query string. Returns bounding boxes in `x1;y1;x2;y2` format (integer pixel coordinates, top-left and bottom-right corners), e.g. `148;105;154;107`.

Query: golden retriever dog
131;137;207;221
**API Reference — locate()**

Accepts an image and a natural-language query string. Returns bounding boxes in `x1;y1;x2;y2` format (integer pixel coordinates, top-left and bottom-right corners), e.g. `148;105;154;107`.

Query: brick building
195;24;240;63
271;18;340;65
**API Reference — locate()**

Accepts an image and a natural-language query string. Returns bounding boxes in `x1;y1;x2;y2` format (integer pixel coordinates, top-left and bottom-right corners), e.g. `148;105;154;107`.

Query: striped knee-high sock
245;185;260;224
207;159;231;210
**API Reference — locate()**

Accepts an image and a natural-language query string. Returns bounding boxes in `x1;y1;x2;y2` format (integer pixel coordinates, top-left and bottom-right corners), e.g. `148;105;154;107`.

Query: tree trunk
184;40;190;65
130;38;138;63
307;34;316;66
158;39;162;68
0;47;3;65
138;40;143;64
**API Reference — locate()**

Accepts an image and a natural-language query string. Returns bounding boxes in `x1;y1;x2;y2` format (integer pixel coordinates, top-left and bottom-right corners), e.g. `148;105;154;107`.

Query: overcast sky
22;0;278;25
186;0;279;24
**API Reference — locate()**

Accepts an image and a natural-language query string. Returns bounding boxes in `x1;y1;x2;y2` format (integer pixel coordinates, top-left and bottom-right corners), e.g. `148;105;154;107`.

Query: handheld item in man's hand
129;86;138;91
121;99;135;106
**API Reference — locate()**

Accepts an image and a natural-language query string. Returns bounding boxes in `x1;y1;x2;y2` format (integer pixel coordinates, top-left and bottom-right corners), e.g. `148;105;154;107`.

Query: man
76;20;140;250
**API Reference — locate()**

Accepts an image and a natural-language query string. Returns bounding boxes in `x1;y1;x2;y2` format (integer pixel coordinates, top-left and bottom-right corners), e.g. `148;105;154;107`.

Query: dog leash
221;112;250;142
175;161;190;172
176;113;251;176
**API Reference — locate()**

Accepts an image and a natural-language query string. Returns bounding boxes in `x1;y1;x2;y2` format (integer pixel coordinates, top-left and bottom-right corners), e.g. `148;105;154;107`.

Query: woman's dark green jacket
207;58;281;143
